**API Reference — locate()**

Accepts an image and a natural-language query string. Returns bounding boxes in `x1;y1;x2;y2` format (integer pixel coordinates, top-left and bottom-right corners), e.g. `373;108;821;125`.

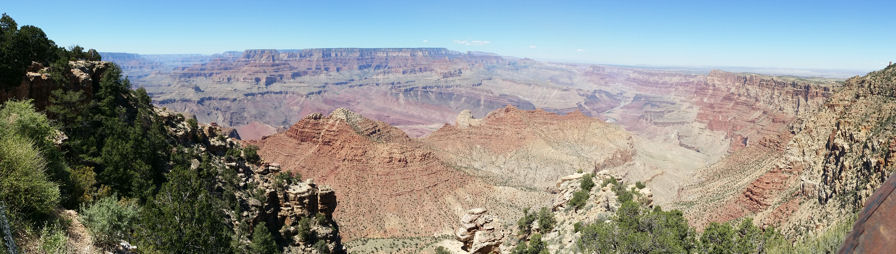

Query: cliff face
679;65;896;241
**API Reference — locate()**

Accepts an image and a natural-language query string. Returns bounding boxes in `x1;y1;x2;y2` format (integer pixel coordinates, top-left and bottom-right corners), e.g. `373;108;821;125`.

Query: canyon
104;48;896;253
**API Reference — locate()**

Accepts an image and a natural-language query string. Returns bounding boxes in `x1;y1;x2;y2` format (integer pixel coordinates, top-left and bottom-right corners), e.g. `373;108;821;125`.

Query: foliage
79;196;138;248
536;207;556;232
601;177;617;188
0;100;61;222
568;190;590;211
250;222;279;254
244;145;261;164
136;167;233;253
511;233;548;254
766;215;855;254
434;246;451;254
274;172;303;188
38;223;69;254
517;207;537;235
0;13;99;90
313;240;331;254
635;181;646;189
580;174;595;191
577;200;696;253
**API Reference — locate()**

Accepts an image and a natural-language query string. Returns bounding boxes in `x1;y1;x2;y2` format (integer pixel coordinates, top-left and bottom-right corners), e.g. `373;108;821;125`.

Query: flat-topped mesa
242;48;462;61
174;48;500;84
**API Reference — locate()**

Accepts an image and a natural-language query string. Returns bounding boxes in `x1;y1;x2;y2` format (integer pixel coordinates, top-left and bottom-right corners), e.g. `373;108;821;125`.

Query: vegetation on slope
0;14;335;253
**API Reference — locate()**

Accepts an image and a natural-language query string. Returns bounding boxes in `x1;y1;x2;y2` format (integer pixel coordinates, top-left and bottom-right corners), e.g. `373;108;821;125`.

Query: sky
3;0;895;72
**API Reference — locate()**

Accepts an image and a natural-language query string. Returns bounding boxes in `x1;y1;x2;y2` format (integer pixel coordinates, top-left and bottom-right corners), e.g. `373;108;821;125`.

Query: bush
568;190;589;211
250;222;279;254
536;207;556;232
435;246;451;254
79;196;138;248
635;181;646;189
38;223;69;254
313;240;331;254
0;102;61;222
517;207;537;234
580;174;595;191
244;145;261;164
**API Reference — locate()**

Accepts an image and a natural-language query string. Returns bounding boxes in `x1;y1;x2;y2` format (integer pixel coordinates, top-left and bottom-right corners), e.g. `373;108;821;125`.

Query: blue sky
3;0;894;71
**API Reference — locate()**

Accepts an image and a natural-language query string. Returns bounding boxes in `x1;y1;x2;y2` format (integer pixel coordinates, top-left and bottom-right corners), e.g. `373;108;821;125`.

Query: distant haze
5;0;894;72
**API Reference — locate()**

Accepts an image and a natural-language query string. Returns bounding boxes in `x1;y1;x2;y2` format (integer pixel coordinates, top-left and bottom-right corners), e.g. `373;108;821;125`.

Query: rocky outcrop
156;108;346;253
0;60;111;110
455;208;506;254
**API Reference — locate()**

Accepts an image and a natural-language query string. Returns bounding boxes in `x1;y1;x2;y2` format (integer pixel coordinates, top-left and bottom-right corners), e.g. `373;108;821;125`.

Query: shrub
250;222;279;254
313;240;331;254
0;133;60;222
38;223;69;254
536;207;556;232
568;190;589;211
435;246;451;254
580;174;595;191
244;145;261;164
79;196;138;248
635;181;646;189
517;207;537;234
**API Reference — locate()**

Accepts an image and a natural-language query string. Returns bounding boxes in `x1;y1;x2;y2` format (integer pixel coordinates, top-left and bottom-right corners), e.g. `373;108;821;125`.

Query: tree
136;167;233;253
700;222;735;254
250;222;279;254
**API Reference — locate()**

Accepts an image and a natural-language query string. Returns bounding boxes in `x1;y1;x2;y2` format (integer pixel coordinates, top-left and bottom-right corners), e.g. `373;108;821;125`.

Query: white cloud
577;48;584;52
529;45;537;49
422;39;429;43
453;40;491;46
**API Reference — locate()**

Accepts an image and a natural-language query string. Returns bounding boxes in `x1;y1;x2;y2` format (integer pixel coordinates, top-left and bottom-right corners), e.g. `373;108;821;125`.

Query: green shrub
313;240;331;254
568;190;589;211
517;207;537;234
580;174;595;191
0;133;60;222
79;196;138;247
250;222;279;254
244;145;261;164
435;246;451;254
38;223;69;254
536;207;556;232
635;181;646;189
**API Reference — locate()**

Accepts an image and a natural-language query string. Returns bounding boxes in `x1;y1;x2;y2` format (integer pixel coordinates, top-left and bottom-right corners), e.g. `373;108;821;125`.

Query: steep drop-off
679;64;896;243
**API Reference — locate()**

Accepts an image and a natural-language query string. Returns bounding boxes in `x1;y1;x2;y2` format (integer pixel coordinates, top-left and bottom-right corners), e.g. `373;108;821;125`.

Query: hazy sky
4;0;894;71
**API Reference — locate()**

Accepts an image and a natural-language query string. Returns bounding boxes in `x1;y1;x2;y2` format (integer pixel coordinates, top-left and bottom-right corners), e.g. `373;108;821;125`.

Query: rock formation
156;108;346;253
679;65;896;242
0;60;112;110
455;208;506;254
